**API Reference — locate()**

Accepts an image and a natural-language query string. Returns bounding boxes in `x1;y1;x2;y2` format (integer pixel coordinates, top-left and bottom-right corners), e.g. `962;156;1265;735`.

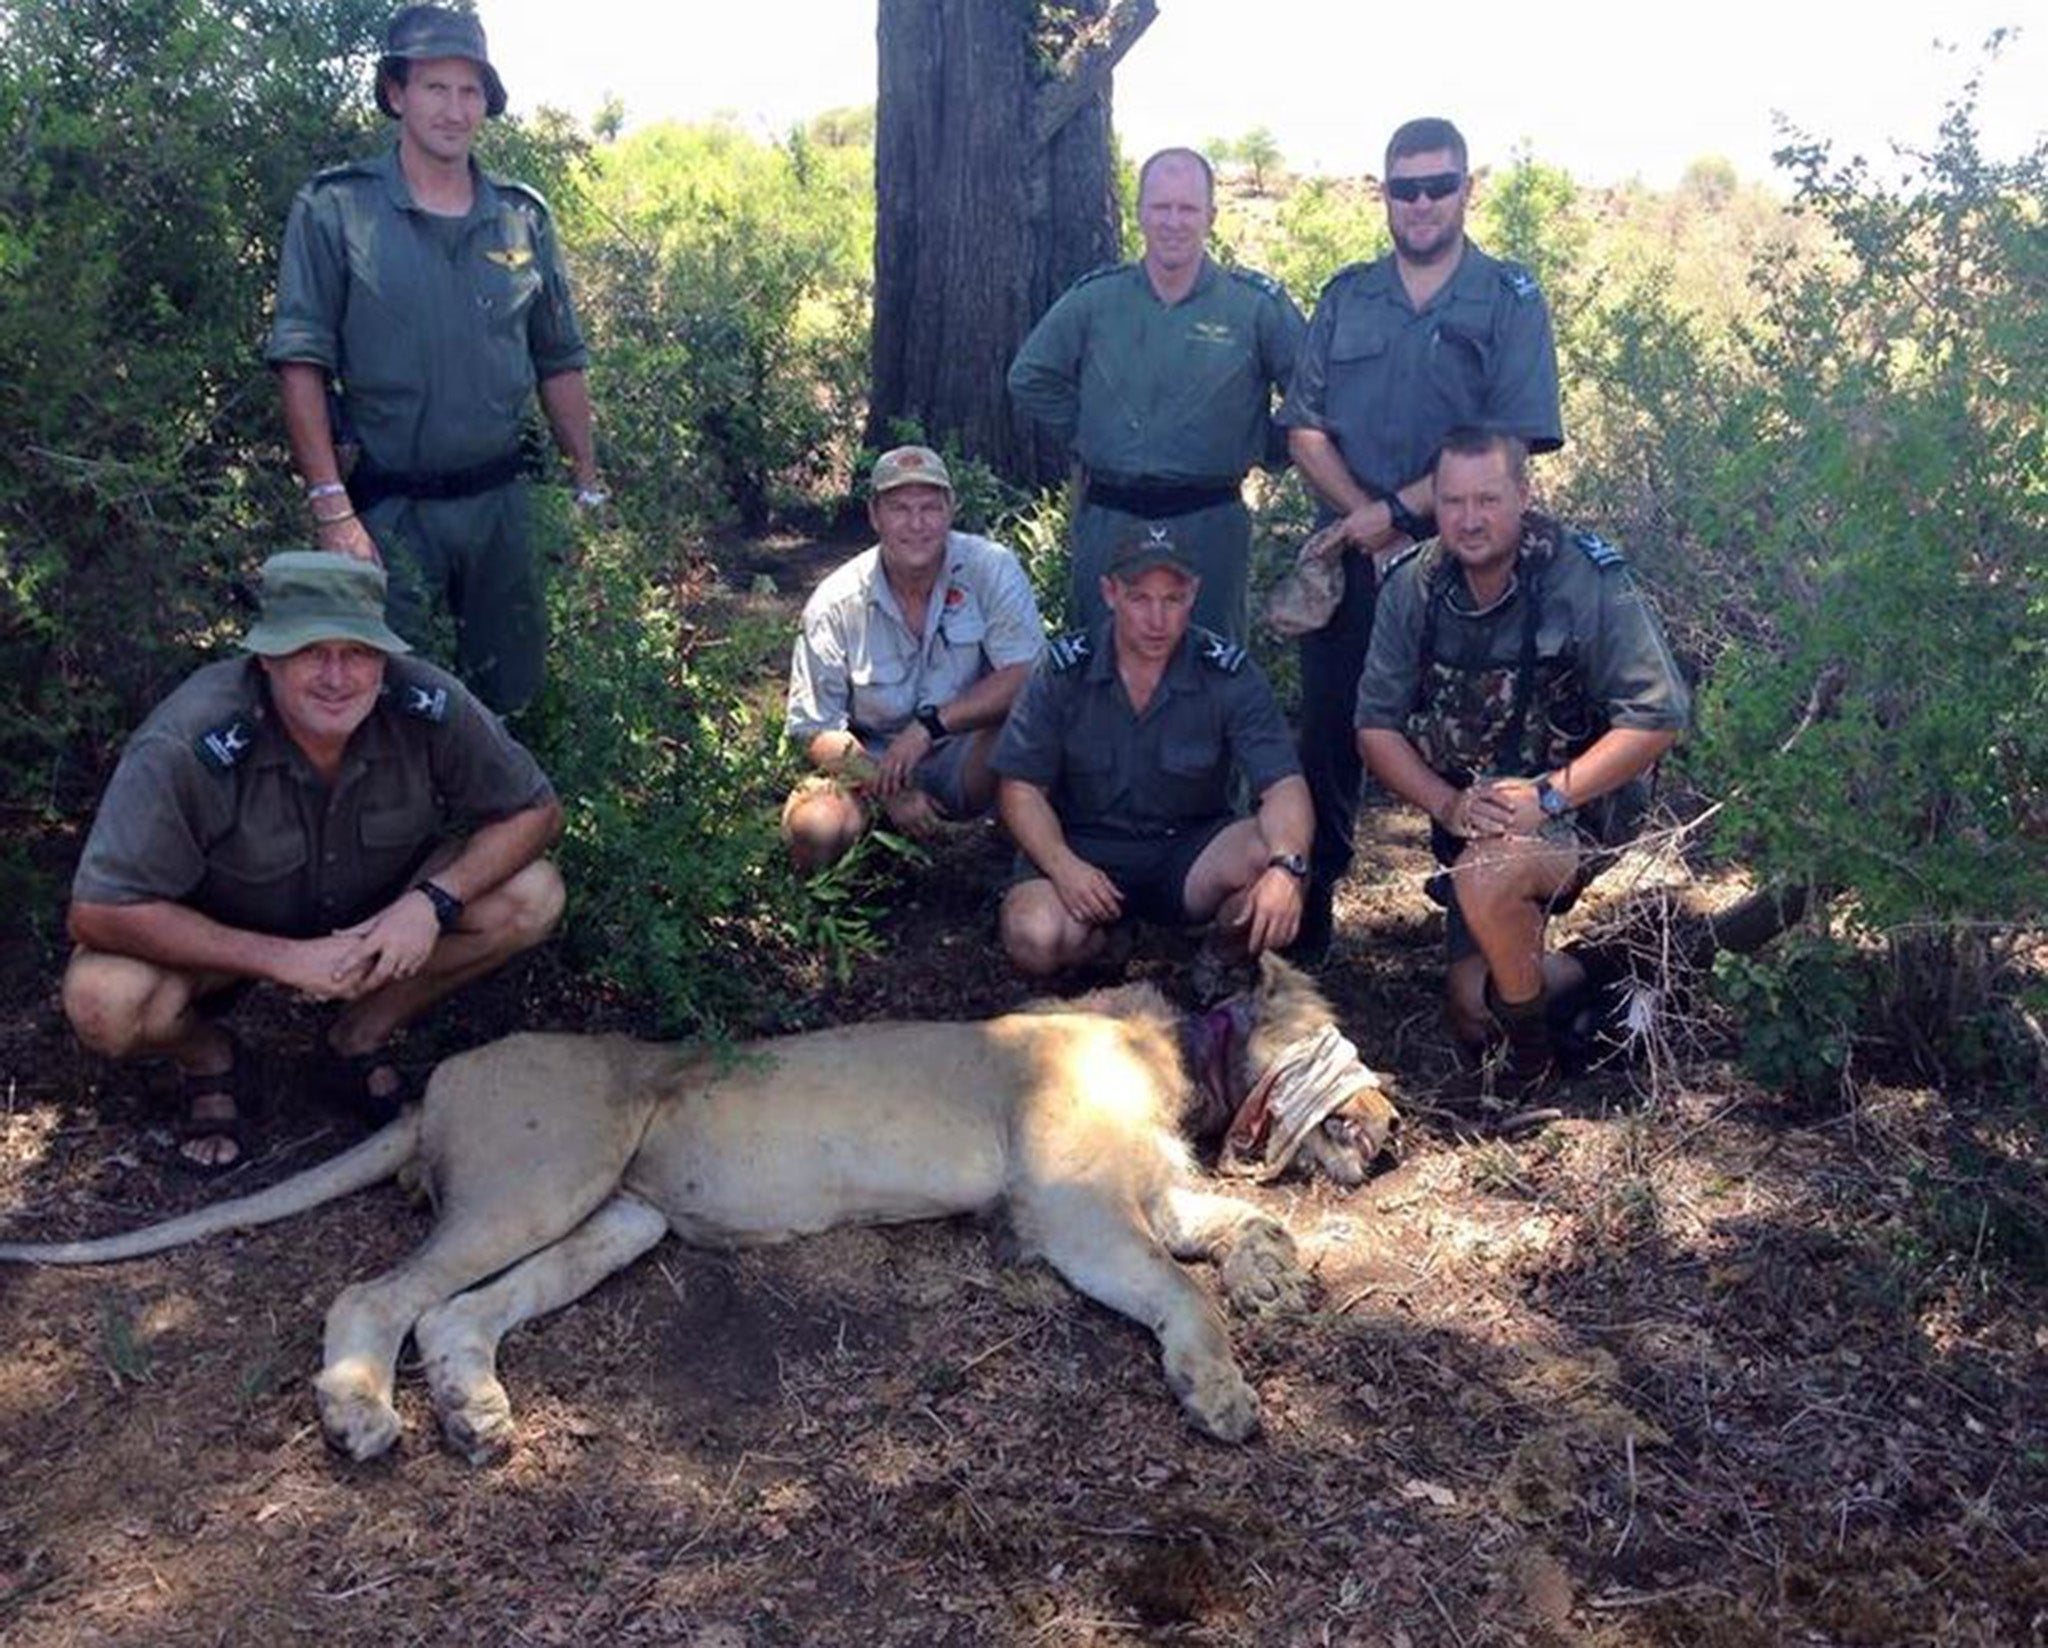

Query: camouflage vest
1405;514;1605;782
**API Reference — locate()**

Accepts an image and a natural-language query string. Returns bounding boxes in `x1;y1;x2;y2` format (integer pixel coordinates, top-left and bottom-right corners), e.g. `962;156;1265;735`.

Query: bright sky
484;2;2043;191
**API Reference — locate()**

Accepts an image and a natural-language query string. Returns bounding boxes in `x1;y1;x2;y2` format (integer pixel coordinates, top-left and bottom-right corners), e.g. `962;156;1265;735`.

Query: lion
0;955;1396;1460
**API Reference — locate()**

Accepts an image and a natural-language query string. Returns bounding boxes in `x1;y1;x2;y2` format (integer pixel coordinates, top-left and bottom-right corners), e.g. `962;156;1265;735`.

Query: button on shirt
993;625;1301;838
265;147;589;475
1279;244;1562;508
72;657;555;939
786;532;1045;743
1008;259;1305;485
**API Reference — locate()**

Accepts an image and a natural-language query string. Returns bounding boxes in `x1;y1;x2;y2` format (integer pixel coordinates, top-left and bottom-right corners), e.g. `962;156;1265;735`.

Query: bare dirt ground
1;537;2042;1647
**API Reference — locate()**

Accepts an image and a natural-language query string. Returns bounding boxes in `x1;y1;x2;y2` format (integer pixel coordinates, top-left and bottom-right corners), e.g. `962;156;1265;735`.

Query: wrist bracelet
414;878;464;932
312;509;357;526
306;481;348;500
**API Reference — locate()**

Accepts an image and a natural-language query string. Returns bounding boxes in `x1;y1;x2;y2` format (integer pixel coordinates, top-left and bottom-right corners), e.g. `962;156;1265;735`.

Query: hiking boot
1486;979;1560;1096
1282;880;1335;968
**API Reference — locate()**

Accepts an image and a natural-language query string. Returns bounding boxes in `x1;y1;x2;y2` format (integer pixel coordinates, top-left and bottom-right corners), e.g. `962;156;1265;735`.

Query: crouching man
63;552;564;1172
1356;429;1689;1091
993;526;1313;980
782;445;1045;870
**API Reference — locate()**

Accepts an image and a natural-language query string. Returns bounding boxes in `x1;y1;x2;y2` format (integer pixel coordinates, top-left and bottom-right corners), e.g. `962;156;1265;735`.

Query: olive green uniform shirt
1008;259;1306;640
992;624;1300;838
73;656;554;939
1355;521;1691;758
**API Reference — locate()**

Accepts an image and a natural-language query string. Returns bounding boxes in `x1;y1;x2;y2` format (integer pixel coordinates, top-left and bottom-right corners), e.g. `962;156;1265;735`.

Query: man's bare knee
500;860;565;945
781;787;864;873
1000;888;1081;977
62;952;183;1059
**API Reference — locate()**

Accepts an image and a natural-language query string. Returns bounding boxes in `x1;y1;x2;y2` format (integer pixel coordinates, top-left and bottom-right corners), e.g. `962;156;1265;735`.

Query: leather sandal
173;1032;251;1177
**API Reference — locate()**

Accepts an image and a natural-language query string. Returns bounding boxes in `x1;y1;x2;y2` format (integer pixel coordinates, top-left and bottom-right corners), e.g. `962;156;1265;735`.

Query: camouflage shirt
1354;514;1690;780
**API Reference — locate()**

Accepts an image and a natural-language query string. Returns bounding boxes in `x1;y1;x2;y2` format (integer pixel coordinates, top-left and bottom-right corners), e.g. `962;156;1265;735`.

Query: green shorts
1010;815;1235;926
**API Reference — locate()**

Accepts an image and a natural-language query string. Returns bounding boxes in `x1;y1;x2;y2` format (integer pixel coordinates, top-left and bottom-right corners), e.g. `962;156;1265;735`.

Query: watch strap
915;704;948;741
414;878;465;932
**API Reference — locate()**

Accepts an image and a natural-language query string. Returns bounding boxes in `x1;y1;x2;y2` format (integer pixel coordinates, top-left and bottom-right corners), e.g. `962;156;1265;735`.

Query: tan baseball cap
869;445;954;497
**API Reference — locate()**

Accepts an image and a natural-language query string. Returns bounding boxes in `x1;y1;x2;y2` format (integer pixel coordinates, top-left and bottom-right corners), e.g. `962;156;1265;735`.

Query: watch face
1271;852;1309;877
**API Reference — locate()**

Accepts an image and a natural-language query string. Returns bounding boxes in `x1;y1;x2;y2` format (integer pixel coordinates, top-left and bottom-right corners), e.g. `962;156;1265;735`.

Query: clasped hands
269;889;445;1002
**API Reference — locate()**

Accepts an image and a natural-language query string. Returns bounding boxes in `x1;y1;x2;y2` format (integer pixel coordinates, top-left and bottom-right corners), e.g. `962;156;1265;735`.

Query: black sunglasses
1386;171;1464;203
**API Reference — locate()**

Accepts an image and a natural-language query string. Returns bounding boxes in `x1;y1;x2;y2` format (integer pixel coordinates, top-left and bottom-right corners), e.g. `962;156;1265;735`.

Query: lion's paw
1220;1227;1312;1318
315;1365;403;1461
437;1384;517;1467
1181;1362;1262;1443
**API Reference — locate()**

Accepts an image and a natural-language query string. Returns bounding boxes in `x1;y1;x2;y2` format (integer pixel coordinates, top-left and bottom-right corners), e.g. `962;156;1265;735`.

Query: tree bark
868;0;1156;488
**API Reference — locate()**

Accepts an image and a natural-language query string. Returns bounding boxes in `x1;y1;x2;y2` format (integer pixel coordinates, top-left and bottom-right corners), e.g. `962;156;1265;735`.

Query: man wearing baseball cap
63;553;564;1173
267;4;603;716
783;445;1045;871
991;525;1313;980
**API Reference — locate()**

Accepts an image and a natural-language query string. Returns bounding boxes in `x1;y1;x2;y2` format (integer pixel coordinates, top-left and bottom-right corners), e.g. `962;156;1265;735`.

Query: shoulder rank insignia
483;247;534;271
394;682;451;723
195;718;255;772
1226;265;1286;300
1071;262;1126;290
1197;629;1247;674
1570;529;1627;569
1501;263;1541;301
310;159;374;188
492;177;553;214
1048;632;1091;672
1385;541;1428;577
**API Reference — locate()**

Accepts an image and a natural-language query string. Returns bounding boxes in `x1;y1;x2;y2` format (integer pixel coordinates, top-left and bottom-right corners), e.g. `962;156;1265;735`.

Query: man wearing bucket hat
267;4;602;716
782;445;1045;872
62;553;564;1173
991;525;1312;980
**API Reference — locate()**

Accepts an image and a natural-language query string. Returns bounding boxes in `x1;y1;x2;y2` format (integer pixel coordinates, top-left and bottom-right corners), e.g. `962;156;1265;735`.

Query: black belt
1085;475;1243;517
349;449;525;510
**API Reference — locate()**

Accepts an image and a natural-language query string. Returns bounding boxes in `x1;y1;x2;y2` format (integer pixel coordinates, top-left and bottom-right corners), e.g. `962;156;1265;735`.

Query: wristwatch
1534;776;1574;820
915;704;948;742
414;878;465;932
1266;851;1310;880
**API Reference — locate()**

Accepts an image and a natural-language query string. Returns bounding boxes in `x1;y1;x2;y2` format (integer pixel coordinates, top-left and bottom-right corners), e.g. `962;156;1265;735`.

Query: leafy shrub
1712;938;1869;1103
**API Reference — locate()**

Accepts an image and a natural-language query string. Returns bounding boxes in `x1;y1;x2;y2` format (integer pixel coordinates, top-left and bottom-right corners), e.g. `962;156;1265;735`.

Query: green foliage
568;120;872;533
1263;178;1385;306
522;497;813;1034
1476;148;1586;331
1712;938;1869;1103
999;486;1076;633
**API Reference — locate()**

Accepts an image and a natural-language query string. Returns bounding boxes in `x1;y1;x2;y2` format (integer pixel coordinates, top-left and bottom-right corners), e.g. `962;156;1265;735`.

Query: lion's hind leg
1153;1185;1313;1320
1019;1184;1262;1443
417;1192;669;1465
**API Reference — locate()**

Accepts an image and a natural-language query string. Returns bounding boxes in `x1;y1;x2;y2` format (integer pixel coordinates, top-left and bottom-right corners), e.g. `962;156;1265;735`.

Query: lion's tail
0;1110;422;1266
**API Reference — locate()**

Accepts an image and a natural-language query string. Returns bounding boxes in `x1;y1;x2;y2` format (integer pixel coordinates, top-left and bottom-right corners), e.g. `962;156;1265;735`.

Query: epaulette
1070;262;1125;291
1384;541;1428;577
1570;529;1627;569
1048;631;1091;672
389;679;452;723
1195;628;1247;674
1499;262;1542;302
1226;265;1288;301
1320;258;1384;299
308;159;377;189
491;176;553;216
194;716;257;773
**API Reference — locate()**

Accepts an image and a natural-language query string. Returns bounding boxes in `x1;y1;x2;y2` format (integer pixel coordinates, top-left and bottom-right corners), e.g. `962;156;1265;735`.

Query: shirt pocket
846;636;915;731
357;800;438;901
1063;741;1121;821
199;833;310;933
1156;726;1226;817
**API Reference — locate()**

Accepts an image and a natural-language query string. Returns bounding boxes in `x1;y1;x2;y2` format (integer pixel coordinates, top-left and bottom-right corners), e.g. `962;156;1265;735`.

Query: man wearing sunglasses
1277;117;1563;964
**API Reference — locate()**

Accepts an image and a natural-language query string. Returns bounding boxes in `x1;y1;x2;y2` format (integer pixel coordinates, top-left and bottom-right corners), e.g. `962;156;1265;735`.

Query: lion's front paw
1220;1227;1312;1318
437;1383;517;1467
315;1363;403;1461
1182;1362;1262;1443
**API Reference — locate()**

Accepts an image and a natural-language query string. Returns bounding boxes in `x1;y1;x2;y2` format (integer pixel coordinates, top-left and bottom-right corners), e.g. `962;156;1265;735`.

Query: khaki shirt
786;533;1045;742
993;623;1300;838
73;657;554;938
265;146;588;474
1008;258;1305;485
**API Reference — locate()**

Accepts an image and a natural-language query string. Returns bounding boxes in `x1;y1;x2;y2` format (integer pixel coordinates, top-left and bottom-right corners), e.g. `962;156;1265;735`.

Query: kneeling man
1356;429;1690;1090
782;445;1044;870
994;527;1312;978
64;552;565;1171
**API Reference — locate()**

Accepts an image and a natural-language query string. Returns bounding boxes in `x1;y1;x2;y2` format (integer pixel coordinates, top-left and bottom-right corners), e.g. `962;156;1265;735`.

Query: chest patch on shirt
1190;320;1238;346
943;585;966;608
483;247;534;271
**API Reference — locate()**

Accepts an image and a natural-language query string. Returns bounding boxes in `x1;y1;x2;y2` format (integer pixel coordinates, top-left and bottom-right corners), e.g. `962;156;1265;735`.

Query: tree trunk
868;0;1155;488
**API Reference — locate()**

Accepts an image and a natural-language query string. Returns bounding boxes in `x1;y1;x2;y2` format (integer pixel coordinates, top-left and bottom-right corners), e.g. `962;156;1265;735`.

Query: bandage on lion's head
1184;953;1400;1185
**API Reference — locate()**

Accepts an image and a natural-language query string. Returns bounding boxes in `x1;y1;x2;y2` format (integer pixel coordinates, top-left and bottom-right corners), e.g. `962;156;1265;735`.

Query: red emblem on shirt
944;585;965;607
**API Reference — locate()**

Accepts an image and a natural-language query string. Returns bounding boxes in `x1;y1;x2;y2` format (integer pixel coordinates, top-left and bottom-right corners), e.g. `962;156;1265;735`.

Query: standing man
1356;430;1688;1091
1008;147;1305;641
1279;117;1563;960
783;446;1044;872
63;553;564;1172
267;4;603;717
992;527;1311;980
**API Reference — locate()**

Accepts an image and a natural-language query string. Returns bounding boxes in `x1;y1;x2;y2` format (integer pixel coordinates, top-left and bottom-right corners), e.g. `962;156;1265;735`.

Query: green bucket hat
869;444;954;497
376;4;508;119
240;552;413;657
